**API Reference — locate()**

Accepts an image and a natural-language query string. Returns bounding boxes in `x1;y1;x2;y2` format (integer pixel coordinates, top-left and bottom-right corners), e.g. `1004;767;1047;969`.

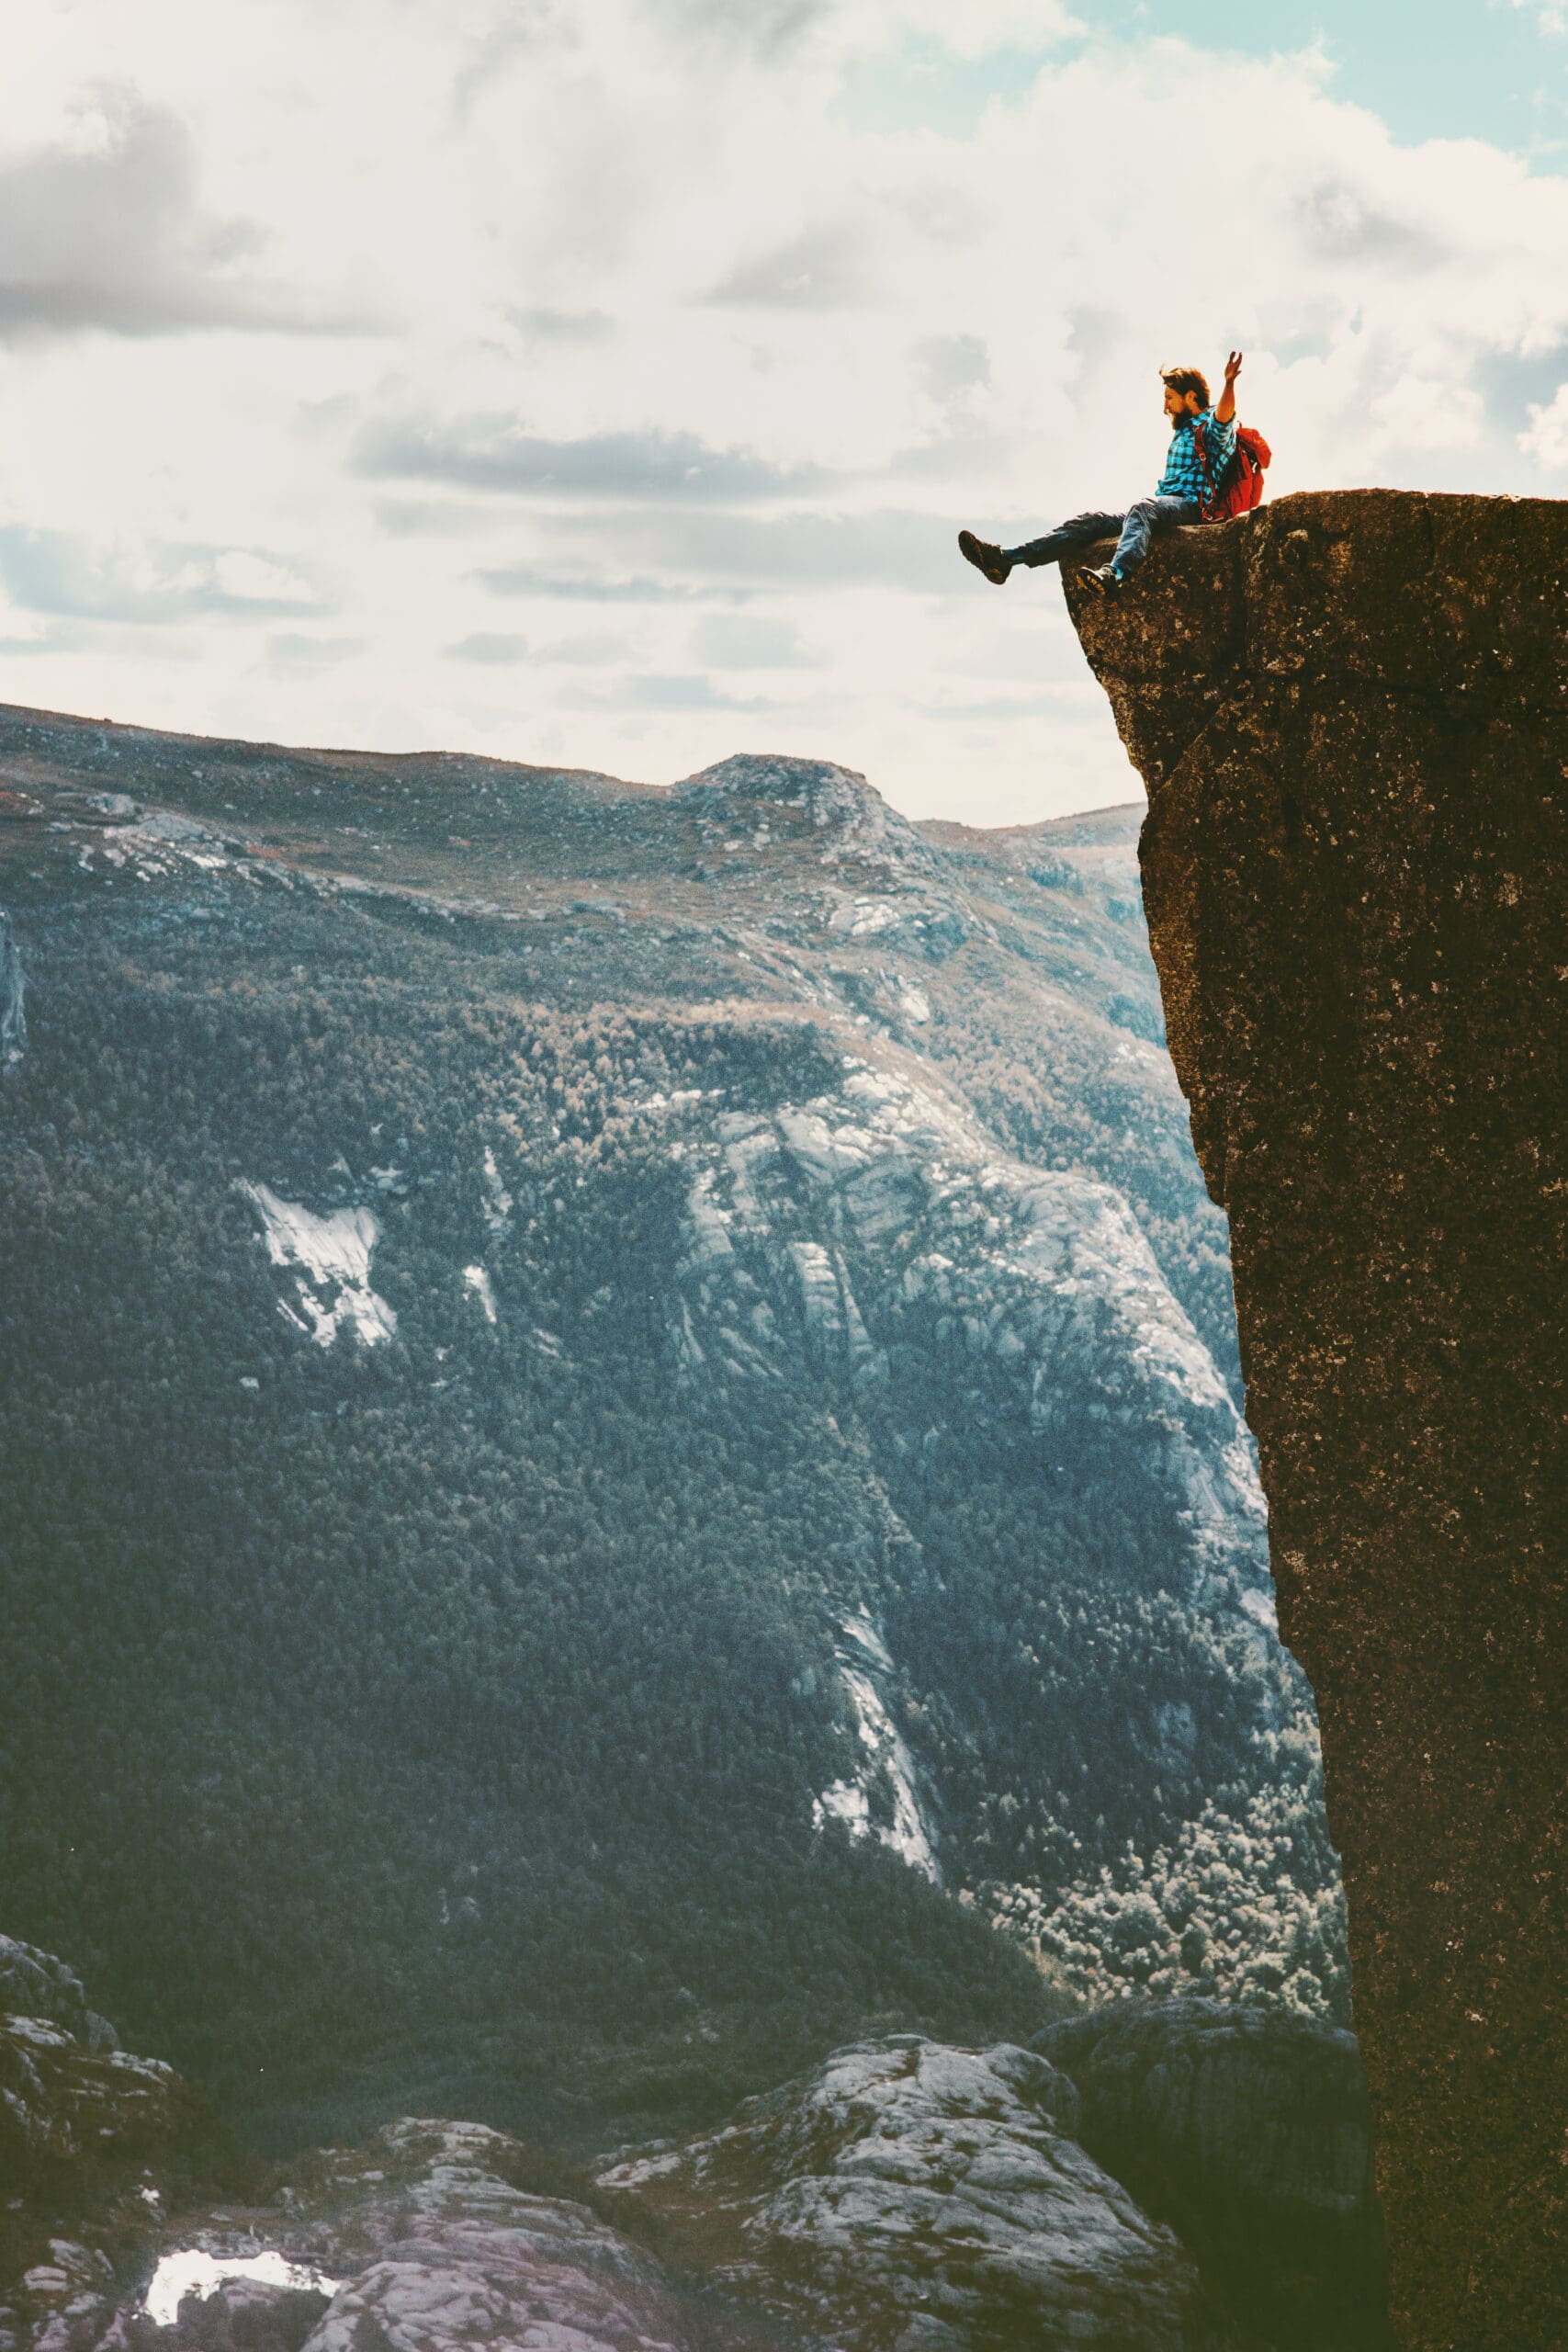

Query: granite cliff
1062;490;1565;2351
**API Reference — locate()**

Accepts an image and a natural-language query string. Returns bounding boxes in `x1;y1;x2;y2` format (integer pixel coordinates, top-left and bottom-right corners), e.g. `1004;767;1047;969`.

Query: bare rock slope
598;2035;1200;2352
1062;489;1565;2351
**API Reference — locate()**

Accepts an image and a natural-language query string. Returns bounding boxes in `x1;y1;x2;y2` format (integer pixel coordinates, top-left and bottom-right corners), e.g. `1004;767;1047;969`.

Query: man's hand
1216;350;1243;426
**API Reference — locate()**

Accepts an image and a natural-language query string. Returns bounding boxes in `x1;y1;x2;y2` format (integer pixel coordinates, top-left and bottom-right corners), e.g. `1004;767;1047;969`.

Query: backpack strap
1191;417;1220;521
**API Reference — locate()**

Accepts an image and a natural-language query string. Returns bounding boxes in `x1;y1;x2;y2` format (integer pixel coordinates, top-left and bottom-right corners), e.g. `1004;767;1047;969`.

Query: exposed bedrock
1063;489;1565;2350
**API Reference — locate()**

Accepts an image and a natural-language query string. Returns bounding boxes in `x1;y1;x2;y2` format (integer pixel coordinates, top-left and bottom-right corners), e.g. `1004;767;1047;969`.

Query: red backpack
1193;420;1271;523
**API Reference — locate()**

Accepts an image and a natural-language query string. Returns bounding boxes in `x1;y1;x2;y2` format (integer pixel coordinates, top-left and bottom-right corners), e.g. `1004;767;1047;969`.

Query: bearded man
959;351;1244;596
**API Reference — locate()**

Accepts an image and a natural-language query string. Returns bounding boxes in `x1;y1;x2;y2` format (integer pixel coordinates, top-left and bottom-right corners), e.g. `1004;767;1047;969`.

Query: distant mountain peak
677;752;871;801
673;753;937;876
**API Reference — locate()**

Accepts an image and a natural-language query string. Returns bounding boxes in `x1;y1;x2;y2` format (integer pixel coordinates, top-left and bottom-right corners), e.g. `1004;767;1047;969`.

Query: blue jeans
1005;496;1201;580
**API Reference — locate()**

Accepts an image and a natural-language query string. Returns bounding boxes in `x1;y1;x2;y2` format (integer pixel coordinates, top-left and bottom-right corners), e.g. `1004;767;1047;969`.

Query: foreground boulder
597;2033;1201;2350
15;2117;770;2352
1036;1998;1392;2347
0;1942;236;2352
1064;489;1567;2349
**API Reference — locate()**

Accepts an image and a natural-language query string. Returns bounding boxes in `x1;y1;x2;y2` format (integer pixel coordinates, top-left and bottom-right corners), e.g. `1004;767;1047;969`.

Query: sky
4;1;1568;826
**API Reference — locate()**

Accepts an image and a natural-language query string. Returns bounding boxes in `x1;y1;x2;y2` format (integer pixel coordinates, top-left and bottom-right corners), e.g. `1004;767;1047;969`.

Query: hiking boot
1077;563;1121;597
958;529;1011;585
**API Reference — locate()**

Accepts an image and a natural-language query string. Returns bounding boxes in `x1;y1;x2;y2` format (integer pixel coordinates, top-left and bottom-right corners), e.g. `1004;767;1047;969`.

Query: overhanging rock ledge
1063;489;1565;2352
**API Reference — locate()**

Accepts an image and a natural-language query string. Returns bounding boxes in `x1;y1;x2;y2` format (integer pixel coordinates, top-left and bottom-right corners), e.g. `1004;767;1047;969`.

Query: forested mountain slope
0;702;1344;2151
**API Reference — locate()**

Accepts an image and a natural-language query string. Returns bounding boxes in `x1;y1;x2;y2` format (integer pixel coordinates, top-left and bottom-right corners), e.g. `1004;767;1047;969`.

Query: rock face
1036;1999;1391;2348
207;2120;745;2352
0;1940;219;2192
0;1939;773;2352
0;1939;1213;2352
0;1938;118;2053
597;2034;1201;2350
1063;489;1566;2350
675;1057;1272;1608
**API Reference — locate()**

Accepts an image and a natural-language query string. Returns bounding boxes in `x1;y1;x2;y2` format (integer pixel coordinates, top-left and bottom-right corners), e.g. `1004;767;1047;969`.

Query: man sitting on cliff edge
958;352;1244;597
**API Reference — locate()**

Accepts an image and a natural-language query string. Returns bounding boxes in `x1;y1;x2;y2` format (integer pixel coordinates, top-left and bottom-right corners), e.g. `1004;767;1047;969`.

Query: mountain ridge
0;695;1338;2169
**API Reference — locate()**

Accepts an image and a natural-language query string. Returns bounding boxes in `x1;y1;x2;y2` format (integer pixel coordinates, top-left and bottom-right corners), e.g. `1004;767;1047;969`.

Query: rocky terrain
0;701;1339;2172
596;2035;1199;2349
1063;489;1564;2350
1;1939;1390;2352
0;1938;236;2348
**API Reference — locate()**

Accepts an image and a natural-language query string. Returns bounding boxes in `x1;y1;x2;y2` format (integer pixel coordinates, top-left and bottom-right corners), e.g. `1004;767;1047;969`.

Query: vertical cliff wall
1062;491;1565;2352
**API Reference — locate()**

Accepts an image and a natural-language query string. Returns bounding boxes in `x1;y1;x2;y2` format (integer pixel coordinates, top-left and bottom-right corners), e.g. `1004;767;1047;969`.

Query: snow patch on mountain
240;1182;397;1347
463;1264;498;1323
144;2251;342;2326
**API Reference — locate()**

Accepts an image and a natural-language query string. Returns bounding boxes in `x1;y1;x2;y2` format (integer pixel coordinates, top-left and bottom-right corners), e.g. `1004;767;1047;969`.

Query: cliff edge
1062;490;1565;2352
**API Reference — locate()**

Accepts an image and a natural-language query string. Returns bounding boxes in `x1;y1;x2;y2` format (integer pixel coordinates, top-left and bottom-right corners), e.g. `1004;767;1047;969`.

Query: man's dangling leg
958;511;1123;584
1004;511;1126;571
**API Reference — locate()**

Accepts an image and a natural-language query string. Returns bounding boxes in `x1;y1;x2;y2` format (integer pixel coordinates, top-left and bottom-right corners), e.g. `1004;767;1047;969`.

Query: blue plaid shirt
1157;408;1236;502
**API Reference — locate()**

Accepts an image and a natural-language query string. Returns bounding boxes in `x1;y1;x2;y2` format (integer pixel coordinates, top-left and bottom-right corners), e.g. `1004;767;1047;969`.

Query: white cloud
691;611;818;665
806;0;1081;66
447;629;530;663
1367;375;1485;453
1507;1;1568;31
1;4;1566;820
0;526;325;621
1519;380;1568;467
354;414;830;497
0;83;379;340
265;631;364;667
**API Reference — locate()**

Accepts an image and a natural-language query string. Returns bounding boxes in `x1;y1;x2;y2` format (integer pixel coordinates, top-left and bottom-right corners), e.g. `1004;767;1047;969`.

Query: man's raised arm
1215;350;1243;426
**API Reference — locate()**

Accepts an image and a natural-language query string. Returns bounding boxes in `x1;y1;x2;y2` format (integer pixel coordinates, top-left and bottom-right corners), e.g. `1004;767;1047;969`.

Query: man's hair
1161;366;1211;408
